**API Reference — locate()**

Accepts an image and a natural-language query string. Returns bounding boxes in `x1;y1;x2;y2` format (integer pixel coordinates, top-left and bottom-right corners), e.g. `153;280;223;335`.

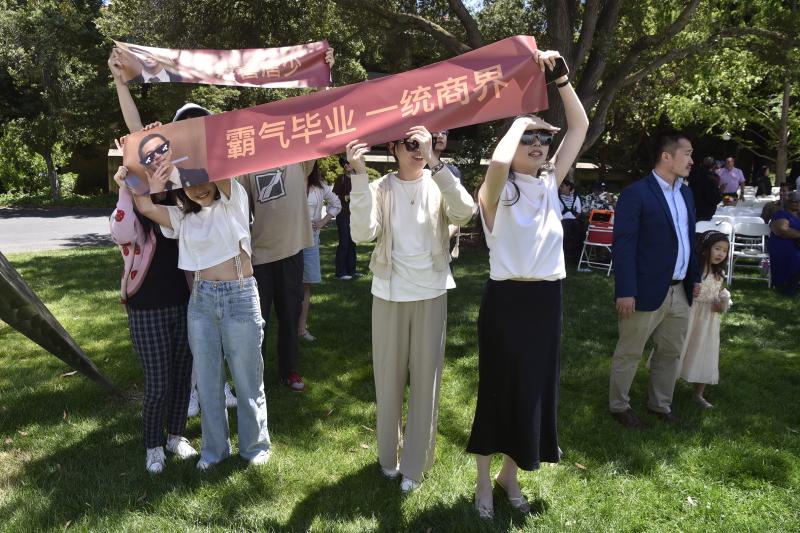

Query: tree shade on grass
0;251;118;395
0;230;798;532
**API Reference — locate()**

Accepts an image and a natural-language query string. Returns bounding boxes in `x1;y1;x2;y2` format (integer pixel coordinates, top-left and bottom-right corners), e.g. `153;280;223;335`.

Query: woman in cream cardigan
345;126;474;492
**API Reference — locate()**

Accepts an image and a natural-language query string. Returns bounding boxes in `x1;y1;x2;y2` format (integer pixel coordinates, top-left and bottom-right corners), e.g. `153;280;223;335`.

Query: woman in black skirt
467;49;588;519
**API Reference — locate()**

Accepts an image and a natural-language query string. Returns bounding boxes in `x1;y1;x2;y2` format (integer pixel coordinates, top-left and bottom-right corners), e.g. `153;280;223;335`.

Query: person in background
716;157;745;201
558;178;583;261
582;180;616;216
239;47;336;393
768;191;800;296
332;156;359;280
298;163;341;341
689;156;723;221
761;184;790;224
431;129;471;266
754;166;773;197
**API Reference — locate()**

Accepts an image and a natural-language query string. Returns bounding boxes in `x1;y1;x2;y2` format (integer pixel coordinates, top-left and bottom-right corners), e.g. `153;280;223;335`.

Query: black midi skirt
465;278;562;471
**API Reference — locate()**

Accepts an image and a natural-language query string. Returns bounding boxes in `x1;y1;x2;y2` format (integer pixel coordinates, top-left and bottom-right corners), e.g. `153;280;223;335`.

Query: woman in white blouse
345;126;474;493
133;177;271;471
298;163;341;341
466;49;588;519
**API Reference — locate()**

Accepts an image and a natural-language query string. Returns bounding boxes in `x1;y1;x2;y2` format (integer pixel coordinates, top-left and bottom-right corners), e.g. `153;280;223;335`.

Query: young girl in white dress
679;231;732;408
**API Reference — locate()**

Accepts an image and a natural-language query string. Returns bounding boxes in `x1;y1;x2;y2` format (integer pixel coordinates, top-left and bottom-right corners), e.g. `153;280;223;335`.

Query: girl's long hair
175;186;220;215
307;162;322;193
134;191;177;235
699;230;730;281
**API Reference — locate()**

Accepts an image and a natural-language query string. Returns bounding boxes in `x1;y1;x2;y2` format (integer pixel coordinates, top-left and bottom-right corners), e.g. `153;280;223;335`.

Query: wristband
556;79;570;88
544;57;569;84
430;161;446;175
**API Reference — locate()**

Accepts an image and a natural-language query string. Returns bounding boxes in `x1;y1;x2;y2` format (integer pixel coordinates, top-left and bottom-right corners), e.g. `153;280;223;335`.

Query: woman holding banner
466;50;588;519
346;127;474;493
132;176;272;471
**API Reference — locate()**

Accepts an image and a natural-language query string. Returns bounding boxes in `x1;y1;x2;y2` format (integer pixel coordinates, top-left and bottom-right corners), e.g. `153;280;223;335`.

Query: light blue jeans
188;277;270;464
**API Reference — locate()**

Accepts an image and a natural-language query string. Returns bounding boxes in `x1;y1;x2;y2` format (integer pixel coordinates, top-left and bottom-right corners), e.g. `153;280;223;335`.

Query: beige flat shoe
495;478;531;513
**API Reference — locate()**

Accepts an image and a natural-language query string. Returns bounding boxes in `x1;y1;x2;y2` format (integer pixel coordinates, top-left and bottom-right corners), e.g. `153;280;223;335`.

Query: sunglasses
520;130;554;146
140;141;170;166
398;138;420;151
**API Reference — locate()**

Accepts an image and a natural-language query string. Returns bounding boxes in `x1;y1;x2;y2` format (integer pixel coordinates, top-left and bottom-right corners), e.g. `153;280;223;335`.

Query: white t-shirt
161;179;252;272
371;174;454;301
482;170;565;281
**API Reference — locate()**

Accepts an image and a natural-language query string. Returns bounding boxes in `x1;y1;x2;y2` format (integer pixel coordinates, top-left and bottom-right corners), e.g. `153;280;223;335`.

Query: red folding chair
577;210;614;276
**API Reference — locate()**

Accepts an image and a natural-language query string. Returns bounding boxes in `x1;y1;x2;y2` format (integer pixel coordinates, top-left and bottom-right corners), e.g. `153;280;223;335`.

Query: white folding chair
728;222;771;286
711;215;734;226
734;215;767;225
697;220;733;238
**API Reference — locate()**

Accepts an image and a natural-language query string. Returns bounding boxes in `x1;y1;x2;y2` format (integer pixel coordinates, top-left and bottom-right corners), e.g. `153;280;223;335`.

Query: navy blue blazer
612;172;701;311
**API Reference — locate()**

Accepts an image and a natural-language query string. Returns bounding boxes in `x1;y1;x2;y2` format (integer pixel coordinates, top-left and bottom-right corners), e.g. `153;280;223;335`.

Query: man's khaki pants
609;285;689;414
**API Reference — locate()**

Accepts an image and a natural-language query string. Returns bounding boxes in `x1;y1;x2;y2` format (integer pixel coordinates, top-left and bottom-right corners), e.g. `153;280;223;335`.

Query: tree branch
719;27;796;47
447;0;483;49
575;0;622;103
572;0;600;69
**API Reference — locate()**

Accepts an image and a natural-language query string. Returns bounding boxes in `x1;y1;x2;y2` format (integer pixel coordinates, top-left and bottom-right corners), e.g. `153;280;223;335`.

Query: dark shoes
646;407;682;425
610;408;648;429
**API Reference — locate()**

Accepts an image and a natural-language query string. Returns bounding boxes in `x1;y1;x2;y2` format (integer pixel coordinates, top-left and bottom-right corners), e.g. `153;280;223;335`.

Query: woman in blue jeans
133;174;271;470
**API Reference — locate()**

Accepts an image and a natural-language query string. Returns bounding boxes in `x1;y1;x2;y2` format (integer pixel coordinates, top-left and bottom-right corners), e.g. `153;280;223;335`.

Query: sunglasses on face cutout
141;141;170;166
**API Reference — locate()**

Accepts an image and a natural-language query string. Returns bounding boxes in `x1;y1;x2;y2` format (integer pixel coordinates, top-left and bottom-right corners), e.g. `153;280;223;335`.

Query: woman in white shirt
466;50;588;519
133;177;271;471
345;126;474;493
298;163;341;341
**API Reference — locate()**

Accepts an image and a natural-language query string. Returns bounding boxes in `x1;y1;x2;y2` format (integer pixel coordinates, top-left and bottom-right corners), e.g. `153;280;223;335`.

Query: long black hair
306;162;322;193
135;191;177;235
175;186;220;215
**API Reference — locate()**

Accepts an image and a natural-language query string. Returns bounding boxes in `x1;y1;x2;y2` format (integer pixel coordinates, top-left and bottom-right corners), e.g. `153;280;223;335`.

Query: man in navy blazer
609;132;701;429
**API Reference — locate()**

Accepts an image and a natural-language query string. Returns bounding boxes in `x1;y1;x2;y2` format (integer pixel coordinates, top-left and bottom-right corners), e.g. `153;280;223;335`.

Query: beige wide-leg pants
609;284;690;414
372;294;447;483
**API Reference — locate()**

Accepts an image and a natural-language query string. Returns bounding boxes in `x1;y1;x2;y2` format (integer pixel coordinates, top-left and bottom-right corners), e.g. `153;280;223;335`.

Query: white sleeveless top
162;179;252;271
481;170;565;281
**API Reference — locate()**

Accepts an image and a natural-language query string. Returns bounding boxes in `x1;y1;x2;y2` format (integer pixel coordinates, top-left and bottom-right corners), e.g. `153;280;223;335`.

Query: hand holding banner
122;36;548;195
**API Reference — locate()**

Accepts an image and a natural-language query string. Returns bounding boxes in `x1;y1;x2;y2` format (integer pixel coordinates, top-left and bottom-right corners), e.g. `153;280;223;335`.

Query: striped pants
127;305;193;449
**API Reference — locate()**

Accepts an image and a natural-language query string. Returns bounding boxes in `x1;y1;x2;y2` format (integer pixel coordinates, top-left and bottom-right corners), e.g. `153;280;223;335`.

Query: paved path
0;207;113;254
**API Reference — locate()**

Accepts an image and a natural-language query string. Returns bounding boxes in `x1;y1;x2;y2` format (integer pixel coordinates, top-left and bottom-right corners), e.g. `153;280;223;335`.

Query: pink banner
113;40;330;88
122;35;548;195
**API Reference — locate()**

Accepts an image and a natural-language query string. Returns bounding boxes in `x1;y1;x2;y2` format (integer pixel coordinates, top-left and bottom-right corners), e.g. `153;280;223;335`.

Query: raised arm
346;139;381;243
535;50;589;182
479;116;534;232
132;192;172;229
109;48;144;133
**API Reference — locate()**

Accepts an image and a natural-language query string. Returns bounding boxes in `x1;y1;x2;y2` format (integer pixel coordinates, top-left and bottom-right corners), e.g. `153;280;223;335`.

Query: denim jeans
188;277;271;464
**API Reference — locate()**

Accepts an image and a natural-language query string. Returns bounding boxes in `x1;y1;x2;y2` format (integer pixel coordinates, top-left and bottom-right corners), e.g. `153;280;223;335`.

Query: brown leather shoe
610;408;647;429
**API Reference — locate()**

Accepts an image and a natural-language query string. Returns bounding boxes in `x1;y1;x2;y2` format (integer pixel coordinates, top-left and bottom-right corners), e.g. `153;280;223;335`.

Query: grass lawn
1;228;799;532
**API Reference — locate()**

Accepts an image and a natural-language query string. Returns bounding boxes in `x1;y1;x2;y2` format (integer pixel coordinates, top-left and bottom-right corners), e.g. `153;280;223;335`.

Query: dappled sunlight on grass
0;230;799;530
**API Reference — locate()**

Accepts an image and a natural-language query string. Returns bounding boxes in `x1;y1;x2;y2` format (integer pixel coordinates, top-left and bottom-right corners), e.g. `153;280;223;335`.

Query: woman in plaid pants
111;163;198;474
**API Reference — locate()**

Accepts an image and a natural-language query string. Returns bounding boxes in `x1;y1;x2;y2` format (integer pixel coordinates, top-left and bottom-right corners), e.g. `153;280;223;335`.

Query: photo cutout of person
120;114;210;196
137;133;209;193
115;44;183;84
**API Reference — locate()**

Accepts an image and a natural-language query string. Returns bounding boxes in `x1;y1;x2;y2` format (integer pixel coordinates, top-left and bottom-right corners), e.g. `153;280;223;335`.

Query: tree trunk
43;148;61;201
775;76;791;184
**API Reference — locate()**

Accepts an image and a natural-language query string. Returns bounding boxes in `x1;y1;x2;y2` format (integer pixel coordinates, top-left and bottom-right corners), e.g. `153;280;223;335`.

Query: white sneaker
145;446;166;474
166;435;198;460
248;450;271;467
187;389;200;417
300;330;316;342
224;383;237;408
196;458;214;471
337;275;353;280
400;476;421;493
